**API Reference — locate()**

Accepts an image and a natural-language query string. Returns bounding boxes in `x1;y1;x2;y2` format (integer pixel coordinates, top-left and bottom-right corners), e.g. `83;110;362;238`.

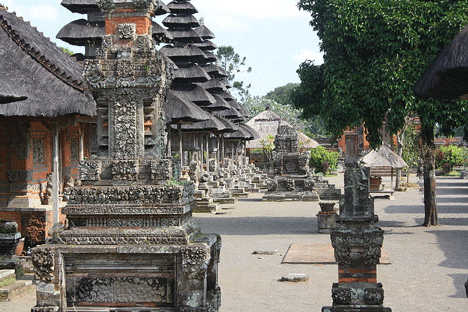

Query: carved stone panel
33;138;45;164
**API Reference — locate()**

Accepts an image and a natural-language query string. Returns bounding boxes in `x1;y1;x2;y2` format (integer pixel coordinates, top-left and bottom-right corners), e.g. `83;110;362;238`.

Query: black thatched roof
180;113;226;132
239;123;260;140
0;10;95;117
174;85;216;106
57;19;104;46
167;1;198;15
194;23;215;40
195;40;217;51
160;44;207;62
58;19;172;45
414;24;468;99
202;51;217;63
168;29;203;43
201;64;228;78
196;79;225;92
205;94;231;111
0;74;28;104
61;0;170;15
173;64;211;83
213;107;244;120
224;123;254;140
213;116;239;133
163;14;200;29
164;90;210;123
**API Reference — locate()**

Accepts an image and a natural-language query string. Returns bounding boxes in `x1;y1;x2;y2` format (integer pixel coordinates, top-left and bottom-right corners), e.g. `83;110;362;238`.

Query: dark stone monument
31;1;221;311
0;220;23;277
322;135;391;312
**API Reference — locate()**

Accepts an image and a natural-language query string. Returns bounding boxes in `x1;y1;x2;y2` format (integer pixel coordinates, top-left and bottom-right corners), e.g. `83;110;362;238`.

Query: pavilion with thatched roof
245;108;319;152
0;8;96;249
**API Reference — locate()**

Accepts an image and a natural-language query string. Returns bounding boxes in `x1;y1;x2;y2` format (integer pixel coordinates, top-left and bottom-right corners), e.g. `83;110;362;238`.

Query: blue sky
4;0;323;97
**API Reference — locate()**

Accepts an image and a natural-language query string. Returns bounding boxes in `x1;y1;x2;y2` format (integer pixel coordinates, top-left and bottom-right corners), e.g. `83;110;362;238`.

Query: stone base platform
322;306;392;312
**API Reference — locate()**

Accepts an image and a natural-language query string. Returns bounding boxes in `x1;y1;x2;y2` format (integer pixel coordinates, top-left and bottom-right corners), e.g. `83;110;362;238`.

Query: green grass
444;170;460;176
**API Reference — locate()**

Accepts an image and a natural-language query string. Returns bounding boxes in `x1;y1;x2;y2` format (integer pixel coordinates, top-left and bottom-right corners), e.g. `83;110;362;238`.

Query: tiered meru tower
31;1;221;311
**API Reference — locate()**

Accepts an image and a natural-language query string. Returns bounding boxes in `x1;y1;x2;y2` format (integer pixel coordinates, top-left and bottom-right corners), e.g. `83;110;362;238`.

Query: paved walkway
2;174;468;311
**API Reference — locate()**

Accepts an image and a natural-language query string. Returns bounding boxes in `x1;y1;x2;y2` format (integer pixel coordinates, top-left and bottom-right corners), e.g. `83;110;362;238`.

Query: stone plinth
317;211;337;233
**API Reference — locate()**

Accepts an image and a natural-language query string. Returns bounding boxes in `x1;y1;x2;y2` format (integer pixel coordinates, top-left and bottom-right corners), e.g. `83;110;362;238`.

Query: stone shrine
322;136;391;312
31;1;220;311
263;123;320;201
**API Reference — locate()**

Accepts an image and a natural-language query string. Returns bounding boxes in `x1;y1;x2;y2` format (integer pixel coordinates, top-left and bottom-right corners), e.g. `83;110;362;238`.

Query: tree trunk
421;126;438;226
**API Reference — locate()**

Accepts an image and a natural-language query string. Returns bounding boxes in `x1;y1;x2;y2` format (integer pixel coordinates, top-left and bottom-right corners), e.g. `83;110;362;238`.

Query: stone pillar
322;161;391;312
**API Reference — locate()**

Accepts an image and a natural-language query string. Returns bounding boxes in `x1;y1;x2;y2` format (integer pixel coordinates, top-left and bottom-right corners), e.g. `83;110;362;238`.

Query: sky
3;0;324;97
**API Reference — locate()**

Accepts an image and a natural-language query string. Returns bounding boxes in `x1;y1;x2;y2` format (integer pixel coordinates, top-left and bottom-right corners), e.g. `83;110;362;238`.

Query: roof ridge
0;13;84;92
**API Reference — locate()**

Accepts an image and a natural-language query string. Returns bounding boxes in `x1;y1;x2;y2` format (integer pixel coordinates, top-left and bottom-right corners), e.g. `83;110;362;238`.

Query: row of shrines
0;1;259;250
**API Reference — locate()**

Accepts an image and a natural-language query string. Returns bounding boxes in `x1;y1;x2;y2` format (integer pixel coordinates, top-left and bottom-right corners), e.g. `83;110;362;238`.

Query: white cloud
25;5;58;22
196;0;308;21
294;49;323;65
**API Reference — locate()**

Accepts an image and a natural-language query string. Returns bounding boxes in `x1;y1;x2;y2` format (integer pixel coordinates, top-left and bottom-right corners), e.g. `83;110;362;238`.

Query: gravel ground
3;173;468;312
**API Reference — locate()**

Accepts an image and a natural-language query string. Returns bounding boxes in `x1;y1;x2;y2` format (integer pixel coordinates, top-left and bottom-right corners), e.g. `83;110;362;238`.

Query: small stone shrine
31;1;221;311
263;123;319;201
322;136;391;312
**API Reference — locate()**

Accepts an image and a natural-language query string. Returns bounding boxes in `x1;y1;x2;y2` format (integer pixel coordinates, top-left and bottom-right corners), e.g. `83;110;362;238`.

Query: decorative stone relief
286;179;295;191
79;160;101;181
332;286;351;305
118;23;136;40
137;35;154;53
266;179;278;191
83;61;106;88
181;245;211;280
303;179;315;191
150;159;171;180
364;286;384;305
32;248;55;283
97;0;115;11
33;138;45;164
71;138;79;161
10;123;30;160
111;160;138;181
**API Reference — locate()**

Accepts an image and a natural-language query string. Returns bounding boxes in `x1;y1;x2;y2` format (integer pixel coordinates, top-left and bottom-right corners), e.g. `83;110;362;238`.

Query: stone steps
66;308;174;312
0;272;34;302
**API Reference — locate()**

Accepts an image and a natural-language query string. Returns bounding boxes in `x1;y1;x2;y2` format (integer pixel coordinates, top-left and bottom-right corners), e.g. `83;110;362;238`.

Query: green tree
293;0;468;226
309;146;339;174
265;83;298;105
216;45;252;103
60;47;74;55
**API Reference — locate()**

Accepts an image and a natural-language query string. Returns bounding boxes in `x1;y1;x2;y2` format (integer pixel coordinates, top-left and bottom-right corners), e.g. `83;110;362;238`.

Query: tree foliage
216;45;252;103
309;146;339;174
293;0;468;147
265;83;298;105
294;0;468;226
60;47;74;55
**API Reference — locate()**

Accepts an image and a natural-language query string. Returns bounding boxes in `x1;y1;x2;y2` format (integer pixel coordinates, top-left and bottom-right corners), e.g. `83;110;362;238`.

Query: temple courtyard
2;173;468;312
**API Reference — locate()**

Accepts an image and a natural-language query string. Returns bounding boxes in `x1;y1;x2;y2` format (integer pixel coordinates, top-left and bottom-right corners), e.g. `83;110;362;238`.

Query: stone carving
138;35;154;53
111;97;138;158
303;179;315;191
111;160;138;181
83;60;106;88
32;248;55;283
266;179;278;191
182;245;211;280
10;122;30;160
286;179;295;191
71;138;79;161
79;160;101;181
118;23;136;40
364;285;385;305
25;214;46;247
33;138;45;164
97;0;115;11
332;286;351;305
150;159;171;180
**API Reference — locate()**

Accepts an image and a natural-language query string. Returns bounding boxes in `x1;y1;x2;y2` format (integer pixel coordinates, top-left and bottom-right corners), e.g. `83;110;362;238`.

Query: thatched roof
168;29;203;43
213;116;239;133
180;113;226;132
201;64;228;78
224;123;256;140
173;64;210;83
213;106;243;119
167;1;198;15
202;51;217;63
0;10;95;117
160;44;207;62
57;19;104;46
194;24;215;40
58;19;172;45
245;109;318;149
61;0;170;15
239;123;259;140
196;79;225;92
163;14;200;29
360;144;408;168
0;74;28;104
173;85;215;106
414;24;468;99
164;90;210;124
195;40;217;51
205;94;232;111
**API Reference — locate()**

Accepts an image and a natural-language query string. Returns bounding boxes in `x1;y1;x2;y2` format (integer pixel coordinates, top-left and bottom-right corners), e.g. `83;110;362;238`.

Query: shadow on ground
427;229;468;299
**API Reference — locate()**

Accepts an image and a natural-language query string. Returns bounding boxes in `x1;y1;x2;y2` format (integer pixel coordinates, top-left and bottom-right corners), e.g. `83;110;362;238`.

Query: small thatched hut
0;8;96;248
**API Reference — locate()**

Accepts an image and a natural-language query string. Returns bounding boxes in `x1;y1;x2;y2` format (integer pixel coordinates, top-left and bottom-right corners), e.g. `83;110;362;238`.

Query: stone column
322;161;391;312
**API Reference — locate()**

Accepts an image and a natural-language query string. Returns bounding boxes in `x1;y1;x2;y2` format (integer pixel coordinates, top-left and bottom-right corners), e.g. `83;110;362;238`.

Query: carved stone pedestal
322;161;391;312
316;212;337;233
